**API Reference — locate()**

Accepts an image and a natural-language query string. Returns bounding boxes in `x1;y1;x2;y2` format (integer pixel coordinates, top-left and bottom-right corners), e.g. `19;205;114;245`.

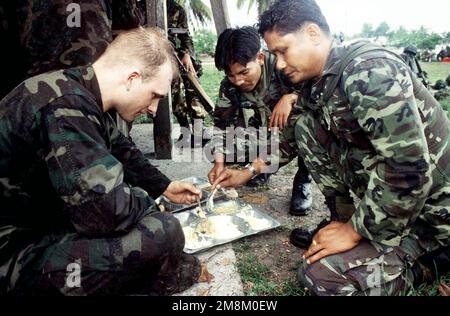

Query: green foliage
237;0;271;15
361;23;374;38
374;22;390;38
193;29;217;56
177;0;211;25
389;26;443;50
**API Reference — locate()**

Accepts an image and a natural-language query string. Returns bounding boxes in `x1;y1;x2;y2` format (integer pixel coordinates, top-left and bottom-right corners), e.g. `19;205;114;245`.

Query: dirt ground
231;160;329;296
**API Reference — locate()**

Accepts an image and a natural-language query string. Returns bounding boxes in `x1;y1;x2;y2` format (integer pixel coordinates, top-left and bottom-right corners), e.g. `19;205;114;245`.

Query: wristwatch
245;163;258;179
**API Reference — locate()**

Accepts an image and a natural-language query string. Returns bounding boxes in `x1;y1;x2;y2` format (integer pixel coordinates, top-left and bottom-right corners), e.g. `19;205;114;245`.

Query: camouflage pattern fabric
15;0;114;78
111;0;146;31
299;237;426;296
287;41;450;295
400;51;429;88
167;0;206;127
8;212;193;296
212;51;300;167
0;65;190;295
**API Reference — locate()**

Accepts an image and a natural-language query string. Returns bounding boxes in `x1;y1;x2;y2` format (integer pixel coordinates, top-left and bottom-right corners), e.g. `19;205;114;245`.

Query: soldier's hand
181;53;197;76
211;169;253;190
269;93;298;130
303;222;363;265
163;181;202;205
208;162;226;185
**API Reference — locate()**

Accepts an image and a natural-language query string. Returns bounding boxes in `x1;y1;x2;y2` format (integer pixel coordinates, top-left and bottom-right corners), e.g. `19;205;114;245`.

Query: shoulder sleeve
42;95;158;237
344;56;432;246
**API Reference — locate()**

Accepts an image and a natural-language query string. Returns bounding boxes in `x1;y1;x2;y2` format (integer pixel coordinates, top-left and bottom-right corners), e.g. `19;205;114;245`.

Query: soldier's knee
298;260;349;296
138;212;185;254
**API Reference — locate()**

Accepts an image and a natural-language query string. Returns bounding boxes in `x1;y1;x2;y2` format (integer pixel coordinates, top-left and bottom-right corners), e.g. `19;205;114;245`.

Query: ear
256;52;265;65
126;69;142;91
304;23;322;45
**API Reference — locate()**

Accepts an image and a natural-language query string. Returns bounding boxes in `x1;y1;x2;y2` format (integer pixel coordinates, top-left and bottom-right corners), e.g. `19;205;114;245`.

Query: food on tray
195;207;207;219
237;211;272;231
222;188;239;199
208;216;242;240
182;215;243;249
213;201;240;214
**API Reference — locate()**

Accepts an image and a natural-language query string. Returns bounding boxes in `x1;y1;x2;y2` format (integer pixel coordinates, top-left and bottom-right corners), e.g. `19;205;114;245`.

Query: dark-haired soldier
208;26;313;216
254;0;450;296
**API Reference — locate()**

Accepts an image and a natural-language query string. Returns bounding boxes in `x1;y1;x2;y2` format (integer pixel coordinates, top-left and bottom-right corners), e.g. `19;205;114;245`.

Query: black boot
289;192;353;249
290;219;330;249
290;172;313;216
411;246;450;286
246;173;272;187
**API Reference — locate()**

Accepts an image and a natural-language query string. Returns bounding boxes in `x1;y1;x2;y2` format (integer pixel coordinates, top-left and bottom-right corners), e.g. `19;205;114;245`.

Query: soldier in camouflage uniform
167;0;209;141
400;45;430;88
0;28;202;296
209;26;313;215
15;0;114;78
255;0;450;295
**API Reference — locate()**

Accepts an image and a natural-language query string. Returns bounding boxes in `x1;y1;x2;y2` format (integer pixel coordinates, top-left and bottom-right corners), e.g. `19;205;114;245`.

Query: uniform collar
70;64;103;108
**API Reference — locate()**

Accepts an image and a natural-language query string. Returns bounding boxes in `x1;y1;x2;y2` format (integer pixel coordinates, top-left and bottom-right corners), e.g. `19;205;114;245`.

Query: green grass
234;252;307;296
407;273;450;296
420;62;450;84
199;61;223;102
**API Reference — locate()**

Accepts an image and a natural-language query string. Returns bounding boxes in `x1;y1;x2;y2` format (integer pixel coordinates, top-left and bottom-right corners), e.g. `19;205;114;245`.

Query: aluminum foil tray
155;177;223;213
173;198;280;254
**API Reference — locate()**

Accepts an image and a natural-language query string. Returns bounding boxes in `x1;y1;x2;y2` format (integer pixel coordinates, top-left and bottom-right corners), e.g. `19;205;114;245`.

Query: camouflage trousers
294;111;442;295
298;237;429;296
6;211;197;296
172;75;207;129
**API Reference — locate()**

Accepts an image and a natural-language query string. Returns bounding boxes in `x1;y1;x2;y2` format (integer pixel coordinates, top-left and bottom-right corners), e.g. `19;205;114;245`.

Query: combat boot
289;171;313;216
289;219;330;249
146;253;201;296
246;173;272;187
410;246;450;286
289;193;355;249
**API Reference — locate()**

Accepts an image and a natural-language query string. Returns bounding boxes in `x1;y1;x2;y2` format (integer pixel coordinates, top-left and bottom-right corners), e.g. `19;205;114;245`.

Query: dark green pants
7;212;191;295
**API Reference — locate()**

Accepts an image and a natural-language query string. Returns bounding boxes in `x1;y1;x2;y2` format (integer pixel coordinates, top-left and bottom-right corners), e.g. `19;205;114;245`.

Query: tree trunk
210;0;230;35
147;0;173;159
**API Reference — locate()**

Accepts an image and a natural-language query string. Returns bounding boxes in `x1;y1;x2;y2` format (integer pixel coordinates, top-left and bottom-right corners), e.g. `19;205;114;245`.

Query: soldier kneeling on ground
0;27;202;296
208;26;312;216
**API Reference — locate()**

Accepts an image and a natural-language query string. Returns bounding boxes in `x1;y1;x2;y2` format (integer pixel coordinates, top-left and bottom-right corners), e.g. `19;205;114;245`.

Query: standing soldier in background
167;0;210;145
15;0;113;78
5;0;146;90
400;45;430;88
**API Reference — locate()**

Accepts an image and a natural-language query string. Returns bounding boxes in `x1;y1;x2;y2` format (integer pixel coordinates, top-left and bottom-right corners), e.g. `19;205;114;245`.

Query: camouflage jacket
15;0;114;78
212;51;299;167
295;41;450;248
0;65;171;267
167;0;195;57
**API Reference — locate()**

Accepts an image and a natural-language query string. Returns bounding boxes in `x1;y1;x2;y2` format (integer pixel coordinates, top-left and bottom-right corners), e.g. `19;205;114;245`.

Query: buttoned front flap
324;93;372;150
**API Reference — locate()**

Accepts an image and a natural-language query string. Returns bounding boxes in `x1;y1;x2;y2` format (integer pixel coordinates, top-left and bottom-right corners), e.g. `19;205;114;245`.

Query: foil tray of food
155;177;231;213
173;198;281;254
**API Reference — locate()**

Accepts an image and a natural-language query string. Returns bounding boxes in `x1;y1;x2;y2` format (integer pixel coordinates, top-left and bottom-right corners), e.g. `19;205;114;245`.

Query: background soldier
0;27;202;296
400;45;430;88
15;0;114;78
167;0;210;145
257;0;450;296
209;26;312;216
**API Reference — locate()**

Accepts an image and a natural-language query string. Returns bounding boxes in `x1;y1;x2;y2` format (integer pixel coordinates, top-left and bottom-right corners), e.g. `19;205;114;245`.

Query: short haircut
101;27;178;80
214;26;261;73
258;0;330;36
